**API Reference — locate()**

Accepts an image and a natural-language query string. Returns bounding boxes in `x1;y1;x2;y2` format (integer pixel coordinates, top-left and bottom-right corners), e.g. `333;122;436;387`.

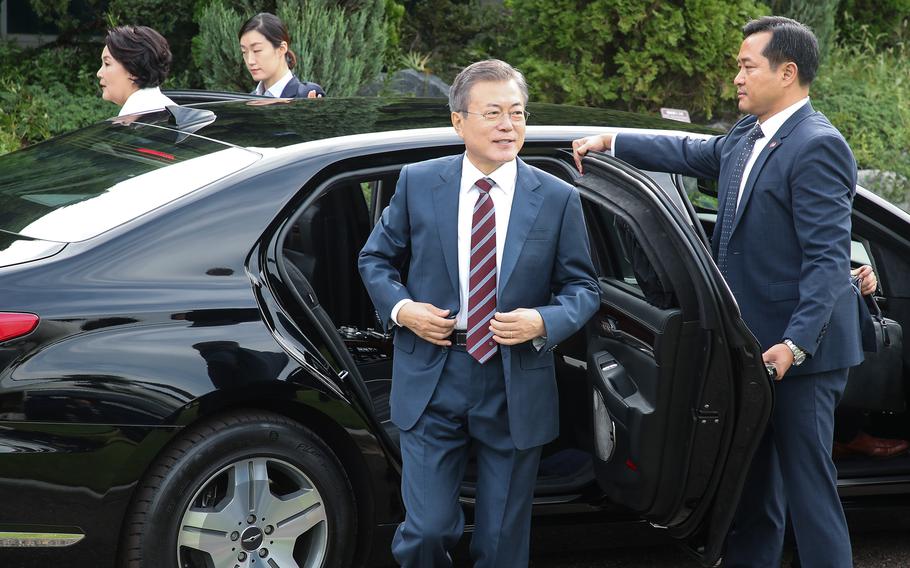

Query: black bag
842;294;906;412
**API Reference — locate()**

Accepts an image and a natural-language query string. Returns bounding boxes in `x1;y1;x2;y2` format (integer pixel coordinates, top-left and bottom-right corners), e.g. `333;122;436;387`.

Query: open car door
577;152;773;565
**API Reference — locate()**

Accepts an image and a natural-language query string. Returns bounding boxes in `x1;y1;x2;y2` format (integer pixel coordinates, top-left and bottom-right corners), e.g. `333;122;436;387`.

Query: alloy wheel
176;457;328;568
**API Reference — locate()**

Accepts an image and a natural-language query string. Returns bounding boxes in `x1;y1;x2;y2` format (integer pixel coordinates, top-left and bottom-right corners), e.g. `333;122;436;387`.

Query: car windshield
0;119;260;242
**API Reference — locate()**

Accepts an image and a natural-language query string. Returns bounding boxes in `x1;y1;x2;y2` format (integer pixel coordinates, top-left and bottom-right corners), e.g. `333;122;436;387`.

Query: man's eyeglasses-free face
459;109;530;122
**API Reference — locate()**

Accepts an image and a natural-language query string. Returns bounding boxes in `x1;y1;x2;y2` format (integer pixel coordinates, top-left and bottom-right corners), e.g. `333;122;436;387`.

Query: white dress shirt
118;87;176;117
735;97;810;207
391;155;517;330
254;70;294;98
453;156;517;330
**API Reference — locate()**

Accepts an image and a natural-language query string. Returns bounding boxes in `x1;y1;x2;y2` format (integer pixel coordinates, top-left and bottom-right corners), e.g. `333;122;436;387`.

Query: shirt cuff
390;299;413;327
610;133;618;157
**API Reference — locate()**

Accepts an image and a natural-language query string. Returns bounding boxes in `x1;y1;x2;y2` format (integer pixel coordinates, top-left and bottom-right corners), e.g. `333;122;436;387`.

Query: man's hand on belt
398;302;455;346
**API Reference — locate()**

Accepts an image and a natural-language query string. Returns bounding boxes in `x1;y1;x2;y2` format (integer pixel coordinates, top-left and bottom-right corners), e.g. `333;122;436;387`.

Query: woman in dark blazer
238;13;325;98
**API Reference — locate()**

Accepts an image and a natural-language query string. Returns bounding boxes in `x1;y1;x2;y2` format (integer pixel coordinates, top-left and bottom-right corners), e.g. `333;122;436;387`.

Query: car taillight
0;313;39;342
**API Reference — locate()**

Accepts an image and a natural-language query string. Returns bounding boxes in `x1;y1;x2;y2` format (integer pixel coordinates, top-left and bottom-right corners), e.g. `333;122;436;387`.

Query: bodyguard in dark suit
574;17;860;568
239;12;325;99
359;60;599;567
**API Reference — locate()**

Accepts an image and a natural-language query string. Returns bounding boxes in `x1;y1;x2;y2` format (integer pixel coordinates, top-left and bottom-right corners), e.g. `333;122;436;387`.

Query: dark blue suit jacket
251;74;325;98
617;102;863;376
358;156;599;449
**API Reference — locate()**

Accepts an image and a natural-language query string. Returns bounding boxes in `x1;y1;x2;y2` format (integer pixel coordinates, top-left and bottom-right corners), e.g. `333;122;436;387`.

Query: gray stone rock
358;69;450;98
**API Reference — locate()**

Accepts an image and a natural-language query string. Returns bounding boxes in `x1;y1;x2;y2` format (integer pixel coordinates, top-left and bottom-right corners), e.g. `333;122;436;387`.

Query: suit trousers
724;368;852;568
391;348;543;568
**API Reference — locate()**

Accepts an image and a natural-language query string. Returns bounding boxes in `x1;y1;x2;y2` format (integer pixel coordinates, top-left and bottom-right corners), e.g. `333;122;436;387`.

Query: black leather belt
448;330;468;346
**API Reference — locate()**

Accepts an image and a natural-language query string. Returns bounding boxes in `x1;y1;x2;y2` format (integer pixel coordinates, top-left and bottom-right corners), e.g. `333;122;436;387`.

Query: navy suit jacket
616;102;863;376
251;75;325;98
358;155;599;449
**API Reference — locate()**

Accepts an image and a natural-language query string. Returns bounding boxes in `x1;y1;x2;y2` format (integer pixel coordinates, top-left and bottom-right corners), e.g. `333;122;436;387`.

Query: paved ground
525;531;910;567
451;509;910;567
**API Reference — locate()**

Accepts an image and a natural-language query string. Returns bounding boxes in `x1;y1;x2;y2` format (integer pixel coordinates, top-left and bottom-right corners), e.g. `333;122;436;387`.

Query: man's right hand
397;302;456;346
572;133;614;173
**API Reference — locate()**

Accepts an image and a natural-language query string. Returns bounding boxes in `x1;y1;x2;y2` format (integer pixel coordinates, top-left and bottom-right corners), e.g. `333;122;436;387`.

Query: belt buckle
452;331;468;346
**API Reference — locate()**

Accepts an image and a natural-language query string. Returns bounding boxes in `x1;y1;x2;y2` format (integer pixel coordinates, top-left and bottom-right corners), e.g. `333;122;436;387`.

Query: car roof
136;96;719;150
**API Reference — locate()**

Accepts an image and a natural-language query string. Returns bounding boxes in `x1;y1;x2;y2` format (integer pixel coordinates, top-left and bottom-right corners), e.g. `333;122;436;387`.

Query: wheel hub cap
240;527;263;551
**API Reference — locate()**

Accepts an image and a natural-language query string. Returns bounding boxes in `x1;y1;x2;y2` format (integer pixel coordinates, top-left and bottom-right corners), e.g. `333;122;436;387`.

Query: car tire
119;411;356;568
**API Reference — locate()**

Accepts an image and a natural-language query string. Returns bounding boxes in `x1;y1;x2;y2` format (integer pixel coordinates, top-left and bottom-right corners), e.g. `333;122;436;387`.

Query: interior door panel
577;153;772;565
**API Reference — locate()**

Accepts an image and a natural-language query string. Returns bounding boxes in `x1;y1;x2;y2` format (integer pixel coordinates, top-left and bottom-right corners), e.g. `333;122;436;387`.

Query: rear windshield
0;119;260;242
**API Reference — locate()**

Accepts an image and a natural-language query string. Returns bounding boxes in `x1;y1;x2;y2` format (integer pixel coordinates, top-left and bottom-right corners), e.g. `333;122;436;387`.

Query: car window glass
0;121;259;242
683;176;719;213
582;198;678;309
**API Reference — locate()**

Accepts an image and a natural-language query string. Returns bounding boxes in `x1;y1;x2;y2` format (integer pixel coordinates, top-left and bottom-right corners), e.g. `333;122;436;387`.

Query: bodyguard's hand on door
762;343;794;381
572;133;615;173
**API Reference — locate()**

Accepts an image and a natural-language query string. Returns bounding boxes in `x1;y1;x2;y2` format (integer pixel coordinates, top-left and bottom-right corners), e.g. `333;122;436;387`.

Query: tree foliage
812;39;910;205
278;0;386;96
398;0;506;82
768;0;837;60
193;2;249;91
837;0;910;49
504;0;768;119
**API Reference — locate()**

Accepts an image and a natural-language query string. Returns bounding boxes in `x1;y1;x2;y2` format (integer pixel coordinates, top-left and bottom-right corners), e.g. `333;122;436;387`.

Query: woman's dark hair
105;25;172;89
743;16;819;86
238;12;297;70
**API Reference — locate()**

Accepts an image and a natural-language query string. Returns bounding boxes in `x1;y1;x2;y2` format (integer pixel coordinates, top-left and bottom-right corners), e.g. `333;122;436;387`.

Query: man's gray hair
448;59;529;113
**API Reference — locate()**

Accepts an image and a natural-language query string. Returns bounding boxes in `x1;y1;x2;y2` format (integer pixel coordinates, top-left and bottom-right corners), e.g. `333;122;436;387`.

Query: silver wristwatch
783;338;807;366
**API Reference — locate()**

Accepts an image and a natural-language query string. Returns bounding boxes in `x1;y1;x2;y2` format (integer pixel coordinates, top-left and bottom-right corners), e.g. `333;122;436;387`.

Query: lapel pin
769;140;779;149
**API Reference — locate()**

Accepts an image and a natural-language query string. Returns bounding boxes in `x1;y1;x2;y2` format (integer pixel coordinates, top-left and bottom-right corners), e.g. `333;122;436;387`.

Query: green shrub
505;0;767;119
43;85;114;136
0;80;51;153
193;2;248;91
398;0;507;81
837;0;910;50
384;0;406;66
193;0;387;95
812;40;910;206
278;0;386;96
0;75;112;155
768;0;837;60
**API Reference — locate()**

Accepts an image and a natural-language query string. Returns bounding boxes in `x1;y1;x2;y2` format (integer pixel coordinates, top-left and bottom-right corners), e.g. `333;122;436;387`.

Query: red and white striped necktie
466;177;498;363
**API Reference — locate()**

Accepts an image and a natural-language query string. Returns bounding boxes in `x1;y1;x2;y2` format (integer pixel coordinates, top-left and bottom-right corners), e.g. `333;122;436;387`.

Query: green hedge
813;40;910;205
837;0;910;49
0;42;113;154
504;0;768;119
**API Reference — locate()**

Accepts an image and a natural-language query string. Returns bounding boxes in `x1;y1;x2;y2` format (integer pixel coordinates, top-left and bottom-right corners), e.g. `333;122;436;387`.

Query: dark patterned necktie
466;178;498;363
717;124;764;275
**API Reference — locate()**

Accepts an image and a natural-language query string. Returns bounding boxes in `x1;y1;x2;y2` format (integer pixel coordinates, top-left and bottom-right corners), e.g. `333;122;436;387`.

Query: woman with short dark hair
238;13;325;98
97;25;175;116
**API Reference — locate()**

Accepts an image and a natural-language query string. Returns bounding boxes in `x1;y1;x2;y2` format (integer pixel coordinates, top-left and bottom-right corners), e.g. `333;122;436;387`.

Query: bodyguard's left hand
490;308;546;345
851;265;877;296
762;343;794;381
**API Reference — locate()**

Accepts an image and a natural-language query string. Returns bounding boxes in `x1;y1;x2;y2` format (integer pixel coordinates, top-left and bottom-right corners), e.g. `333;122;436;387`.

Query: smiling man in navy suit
574;16;861;568
359;59;599;567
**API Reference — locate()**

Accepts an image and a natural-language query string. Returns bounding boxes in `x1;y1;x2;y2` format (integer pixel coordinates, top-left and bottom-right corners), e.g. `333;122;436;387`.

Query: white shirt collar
758;97;810;139
255;70;294;98
460;154;517;195
118;87;175;117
